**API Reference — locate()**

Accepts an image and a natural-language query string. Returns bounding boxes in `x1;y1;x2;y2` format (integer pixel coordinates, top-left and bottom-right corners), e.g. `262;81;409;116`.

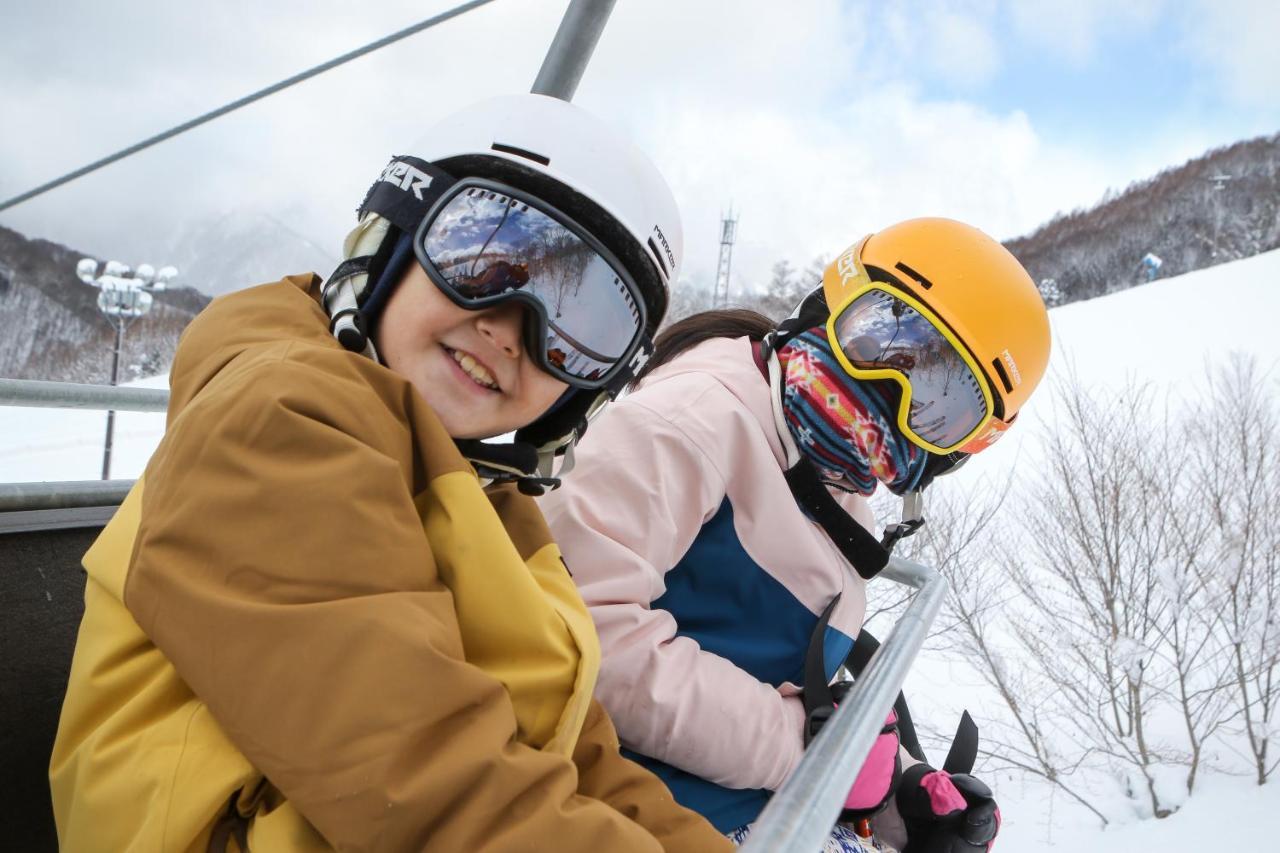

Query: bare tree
1185;354;1280;786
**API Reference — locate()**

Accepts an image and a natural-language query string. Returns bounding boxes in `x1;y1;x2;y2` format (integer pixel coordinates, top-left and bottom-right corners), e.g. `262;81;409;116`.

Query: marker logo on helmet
379;161;435;201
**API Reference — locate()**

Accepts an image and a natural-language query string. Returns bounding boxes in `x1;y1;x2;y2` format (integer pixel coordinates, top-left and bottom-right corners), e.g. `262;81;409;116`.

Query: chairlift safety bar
740;555;948;852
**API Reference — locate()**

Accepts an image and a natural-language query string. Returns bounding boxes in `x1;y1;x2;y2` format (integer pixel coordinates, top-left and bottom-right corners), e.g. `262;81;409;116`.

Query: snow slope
903;249;1280;850
952;248;1280;496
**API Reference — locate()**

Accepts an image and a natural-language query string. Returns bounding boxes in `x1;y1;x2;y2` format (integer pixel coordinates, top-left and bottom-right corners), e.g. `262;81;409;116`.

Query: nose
475;301;526;359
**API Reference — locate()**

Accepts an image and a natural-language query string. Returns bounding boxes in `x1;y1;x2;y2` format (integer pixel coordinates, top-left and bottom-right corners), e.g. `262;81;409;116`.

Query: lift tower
713;209;738;307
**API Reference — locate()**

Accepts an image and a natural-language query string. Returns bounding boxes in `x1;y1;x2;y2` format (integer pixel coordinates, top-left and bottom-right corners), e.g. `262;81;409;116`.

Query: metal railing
741;555;948;852
0;479;135;513
0;378;168;412
1;379;165;513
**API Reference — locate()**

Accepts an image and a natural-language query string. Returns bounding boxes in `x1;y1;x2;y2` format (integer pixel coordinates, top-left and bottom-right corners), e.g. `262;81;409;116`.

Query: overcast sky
1;0;1277;296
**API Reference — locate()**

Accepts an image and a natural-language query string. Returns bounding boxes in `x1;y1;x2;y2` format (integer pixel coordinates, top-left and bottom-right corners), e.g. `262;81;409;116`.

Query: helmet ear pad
433;154;667;337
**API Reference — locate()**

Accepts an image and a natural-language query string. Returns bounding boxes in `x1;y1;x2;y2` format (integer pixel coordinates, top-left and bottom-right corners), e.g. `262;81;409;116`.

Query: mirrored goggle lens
420;187;643;382
833;288;988;448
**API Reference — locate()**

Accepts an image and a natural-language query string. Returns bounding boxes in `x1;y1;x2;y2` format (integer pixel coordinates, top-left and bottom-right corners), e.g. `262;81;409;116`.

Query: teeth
450;348;498;389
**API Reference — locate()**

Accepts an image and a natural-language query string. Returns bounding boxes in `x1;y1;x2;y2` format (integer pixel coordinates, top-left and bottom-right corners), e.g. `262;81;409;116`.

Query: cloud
0;0;1268;304
871;1;1002;91
1008;0;1166;65
1182;0;1280;107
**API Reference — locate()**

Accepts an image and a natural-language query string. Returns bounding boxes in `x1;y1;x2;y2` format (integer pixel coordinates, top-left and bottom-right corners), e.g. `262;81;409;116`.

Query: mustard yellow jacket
49;274;728;853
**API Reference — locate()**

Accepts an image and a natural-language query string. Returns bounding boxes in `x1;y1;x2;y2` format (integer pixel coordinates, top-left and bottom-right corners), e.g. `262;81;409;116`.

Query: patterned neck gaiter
777;328;928;496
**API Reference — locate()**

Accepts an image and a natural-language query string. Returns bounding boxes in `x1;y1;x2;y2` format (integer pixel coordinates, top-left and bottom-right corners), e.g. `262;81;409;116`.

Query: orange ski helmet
821;218;1051;454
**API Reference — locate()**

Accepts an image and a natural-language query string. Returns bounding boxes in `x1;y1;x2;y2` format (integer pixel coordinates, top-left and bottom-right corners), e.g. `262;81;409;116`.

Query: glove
812;682;902;821
896;764;1000;852
840;709;901;819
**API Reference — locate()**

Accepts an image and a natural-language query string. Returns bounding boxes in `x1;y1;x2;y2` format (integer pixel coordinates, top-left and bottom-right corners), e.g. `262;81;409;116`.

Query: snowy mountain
162;209;338;297
0;225;209;383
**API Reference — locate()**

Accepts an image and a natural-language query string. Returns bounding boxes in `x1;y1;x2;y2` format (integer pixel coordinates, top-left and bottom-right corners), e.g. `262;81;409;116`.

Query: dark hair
632;308;776;387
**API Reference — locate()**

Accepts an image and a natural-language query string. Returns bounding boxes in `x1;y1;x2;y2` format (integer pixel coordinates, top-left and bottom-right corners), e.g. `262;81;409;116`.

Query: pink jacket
539;336;875;801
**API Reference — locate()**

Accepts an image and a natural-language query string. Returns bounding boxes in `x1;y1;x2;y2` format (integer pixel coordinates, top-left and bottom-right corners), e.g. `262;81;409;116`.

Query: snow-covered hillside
2;250;1279;849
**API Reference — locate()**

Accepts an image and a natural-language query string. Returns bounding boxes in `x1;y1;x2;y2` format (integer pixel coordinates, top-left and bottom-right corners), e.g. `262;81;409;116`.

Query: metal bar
0;0;498;213
0;480;135;513
0;378;169;412
739;555;948;853
0;505;117;535
102;319;125;479
531;0;618;101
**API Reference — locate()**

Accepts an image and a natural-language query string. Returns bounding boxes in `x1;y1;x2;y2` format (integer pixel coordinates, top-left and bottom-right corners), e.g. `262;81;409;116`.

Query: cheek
524;369;571;416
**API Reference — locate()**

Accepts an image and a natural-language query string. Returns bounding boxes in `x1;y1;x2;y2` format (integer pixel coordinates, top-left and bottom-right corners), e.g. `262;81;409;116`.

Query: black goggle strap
759;290;829;363
357;156;458;234
326;158;458;358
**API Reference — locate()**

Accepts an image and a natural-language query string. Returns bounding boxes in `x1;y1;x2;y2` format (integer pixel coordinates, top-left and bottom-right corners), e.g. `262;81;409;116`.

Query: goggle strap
766;294;829;357
784;457;890;581
358;156;458;235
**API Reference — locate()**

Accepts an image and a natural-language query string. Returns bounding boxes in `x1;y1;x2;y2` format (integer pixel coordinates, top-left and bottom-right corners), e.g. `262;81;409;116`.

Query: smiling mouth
444;346;500;391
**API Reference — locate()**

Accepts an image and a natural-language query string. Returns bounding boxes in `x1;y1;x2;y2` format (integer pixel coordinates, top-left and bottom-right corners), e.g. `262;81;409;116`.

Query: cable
0;0;498;213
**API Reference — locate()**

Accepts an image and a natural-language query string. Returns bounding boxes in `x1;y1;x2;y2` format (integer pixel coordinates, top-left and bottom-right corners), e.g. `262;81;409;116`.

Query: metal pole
739;555;949;853
0;378;169;411
531;0;618;101
101;318;124;480
0;480;134;513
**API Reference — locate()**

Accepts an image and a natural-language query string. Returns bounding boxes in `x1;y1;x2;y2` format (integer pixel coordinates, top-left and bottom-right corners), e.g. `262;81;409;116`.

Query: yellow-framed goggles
825;240;1002;455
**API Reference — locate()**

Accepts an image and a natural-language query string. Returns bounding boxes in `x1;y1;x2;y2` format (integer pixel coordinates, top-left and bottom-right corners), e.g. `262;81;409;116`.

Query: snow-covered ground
0;373;168;482
903;249;1280;850
3;252;1279;847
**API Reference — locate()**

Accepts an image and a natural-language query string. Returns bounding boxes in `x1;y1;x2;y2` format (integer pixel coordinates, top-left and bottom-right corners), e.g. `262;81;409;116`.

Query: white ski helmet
323;94;683;489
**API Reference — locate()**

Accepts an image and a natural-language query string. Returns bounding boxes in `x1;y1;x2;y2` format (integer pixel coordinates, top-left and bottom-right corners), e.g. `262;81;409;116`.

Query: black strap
802;595;841;744
357;156;457;234
844;629;927;764
785;458;890;580
207;788;251;853
881;517;926;552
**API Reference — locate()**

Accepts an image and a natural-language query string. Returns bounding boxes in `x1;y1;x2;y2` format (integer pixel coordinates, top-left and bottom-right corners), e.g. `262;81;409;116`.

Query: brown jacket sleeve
124;354;687;852
573;700;732;852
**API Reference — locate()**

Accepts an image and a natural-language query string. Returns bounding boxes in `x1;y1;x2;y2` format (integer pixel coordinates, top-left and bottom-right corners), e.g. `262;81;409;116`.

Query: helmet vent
894;261;933;290
491;142;550;166
991;357;1015;394
646;237;670;280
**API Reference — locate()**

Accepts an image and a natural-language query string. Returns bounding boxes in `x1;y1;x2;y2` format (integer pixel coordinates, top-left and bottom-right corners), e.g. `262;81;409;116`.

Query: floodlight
76;257;100;283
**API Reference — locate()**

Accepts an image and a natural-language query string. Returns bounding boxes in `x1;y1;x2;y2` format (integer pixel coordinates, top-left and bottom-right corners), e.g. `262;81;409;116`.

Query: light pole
75;258;177;479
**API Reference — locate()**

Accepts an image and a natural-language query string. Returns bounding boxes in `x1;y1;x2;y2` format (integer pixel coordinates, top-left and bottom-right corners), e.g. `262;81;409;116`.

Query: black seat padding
1;522;99;853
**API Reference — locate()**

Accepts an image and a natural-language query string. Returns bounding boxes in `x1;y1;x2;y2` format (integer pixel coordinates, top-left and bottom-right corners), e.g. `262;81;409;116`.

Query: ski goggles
826;238;1001;454
414;178;648;390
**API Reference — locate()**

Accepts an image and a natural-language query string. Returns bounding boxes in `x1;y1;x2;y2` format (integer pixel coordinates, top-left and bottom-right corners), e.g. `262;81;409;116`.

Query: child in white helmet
49;95;730;853
540;219;1051;851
